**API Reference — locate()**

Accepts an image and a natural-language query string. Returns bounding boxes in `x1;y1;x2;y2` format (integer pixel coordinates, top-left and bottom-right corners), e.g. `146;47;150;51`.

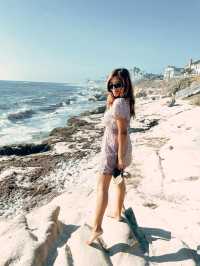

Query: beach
0;84;200;265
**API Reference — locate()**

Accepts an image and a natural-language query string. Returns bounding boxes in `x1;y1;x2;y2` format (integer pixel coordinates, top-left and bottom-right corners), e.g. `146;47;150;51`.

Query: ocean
0;80;105;147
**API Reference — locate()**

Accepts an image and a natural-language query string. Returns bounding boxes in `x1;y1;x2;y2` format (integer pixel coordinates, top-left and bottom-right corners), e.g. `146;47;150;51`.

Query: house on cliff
184;59;200;75
164;65;184;80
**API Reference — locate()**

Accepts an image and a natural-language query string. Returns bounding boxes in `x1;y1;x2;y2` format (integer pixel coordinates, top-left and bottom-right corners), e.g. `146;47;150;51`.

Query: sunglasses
108;82;123;91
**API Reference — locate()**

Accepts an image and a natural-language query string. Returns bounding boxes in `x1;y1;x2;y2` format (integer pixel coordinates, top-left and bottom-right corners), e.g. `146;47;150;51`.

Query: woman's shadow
115;207;200;264
45;209;200;265
45;223;80;266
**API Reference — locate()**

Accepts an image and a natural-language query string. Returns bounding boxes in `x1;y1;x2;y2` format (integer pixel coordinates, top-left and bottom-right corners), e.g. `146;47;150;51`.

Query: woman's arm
116;118;127;169
106;92;115;109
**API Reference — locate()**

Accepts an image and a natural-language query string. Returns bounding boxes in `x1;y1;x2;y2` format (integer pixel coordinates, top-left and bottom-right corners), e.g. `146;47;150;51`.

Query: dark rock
65;99;71;105
129;118;159;134
98;95;107;101
88;96;97;101
0;143;50;156
7;109;36;122
94;94;106;101
147;119;159;128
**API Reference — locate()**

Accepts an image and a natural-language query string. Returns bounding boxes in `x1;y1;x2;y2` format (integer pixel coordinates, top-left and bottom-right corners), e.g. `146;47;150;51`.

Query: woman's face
109;76;125;98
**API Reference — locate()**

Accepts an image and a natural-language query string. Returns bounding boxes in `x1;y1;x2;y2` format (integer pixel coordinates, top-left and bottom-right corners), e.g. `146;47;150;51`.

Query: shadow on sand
45;208;200;265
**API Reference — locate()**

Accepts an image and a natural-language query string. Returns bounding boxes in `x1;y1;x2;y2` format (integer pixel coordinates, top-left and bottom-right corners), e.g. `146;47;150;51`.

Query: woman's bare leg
107;178;126;220
86;173;112;245
115;178;126;218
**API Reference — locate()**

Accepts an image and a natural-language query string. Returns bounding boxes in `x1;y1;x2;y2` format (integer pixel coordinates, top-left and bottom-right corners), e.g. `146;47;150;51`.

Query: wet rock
0;143;50;156
7;109;36;122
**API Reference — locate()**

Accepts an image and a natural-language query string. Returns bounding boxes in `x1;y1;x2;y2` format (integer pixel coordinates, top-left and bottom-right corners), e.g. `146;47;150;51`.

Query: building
129;67;145;81
185;59;200;75
164;66;184;80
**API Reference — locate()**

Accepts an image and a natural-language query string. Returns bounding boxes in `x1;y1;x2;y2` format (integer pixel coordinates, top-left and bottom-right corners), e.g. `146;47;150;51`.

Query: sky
0;0;200;83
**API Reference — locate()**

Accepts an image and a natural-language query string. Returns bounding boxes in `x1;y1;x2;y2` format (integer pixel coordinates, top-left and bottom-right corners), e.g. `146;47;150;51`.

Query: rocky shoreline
0;105;106;217
0;99;161;218
1;77;200;219
0;95;200;265
0;89;200;265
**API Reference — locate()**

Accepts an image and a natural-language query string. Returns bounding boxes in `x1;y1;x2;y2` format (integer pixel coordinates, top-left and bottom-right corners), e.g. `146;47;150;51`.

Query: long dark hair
106;68;135;118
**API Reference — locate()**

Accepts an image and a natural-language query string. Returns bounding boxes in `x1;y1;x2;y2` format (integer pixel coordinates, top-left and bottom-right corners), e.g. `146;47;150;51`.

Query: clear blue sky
0;0;199;83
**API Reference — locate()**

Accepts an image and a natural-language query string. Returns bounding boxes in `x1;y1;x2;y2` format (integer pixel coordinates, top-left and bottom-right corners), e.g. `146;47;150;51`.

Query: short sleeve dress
98;98;132;175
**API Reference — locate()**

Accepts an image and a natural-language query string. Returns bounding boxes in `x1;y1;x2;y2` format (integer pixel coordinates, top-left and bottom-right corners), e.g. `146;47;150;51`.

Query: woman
86;68;135;245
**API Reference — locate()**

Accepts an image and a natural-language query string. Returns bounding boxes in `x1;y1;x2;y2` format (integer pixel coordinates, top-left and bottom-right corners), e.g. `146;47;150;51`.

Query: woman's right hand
107;92;115;108
117;157;126;171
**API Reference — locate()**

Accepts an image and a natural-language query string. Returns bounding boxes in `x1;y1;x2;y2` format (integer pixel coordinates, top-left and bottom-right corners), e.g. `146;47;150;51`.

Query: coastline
0;94;200;265
0;104;106;217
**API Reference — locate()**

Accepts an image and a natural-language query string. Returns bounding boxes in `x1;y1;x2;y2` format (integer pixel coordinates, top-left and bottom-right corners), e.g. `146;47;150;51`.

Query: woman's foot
86;228;103;245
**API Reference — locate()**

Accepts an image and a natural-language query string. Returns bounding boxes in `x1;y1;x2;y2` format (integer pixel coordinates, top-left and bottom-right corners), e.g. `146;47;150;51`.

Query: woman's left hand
107;92;115;108
117;158;125;170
